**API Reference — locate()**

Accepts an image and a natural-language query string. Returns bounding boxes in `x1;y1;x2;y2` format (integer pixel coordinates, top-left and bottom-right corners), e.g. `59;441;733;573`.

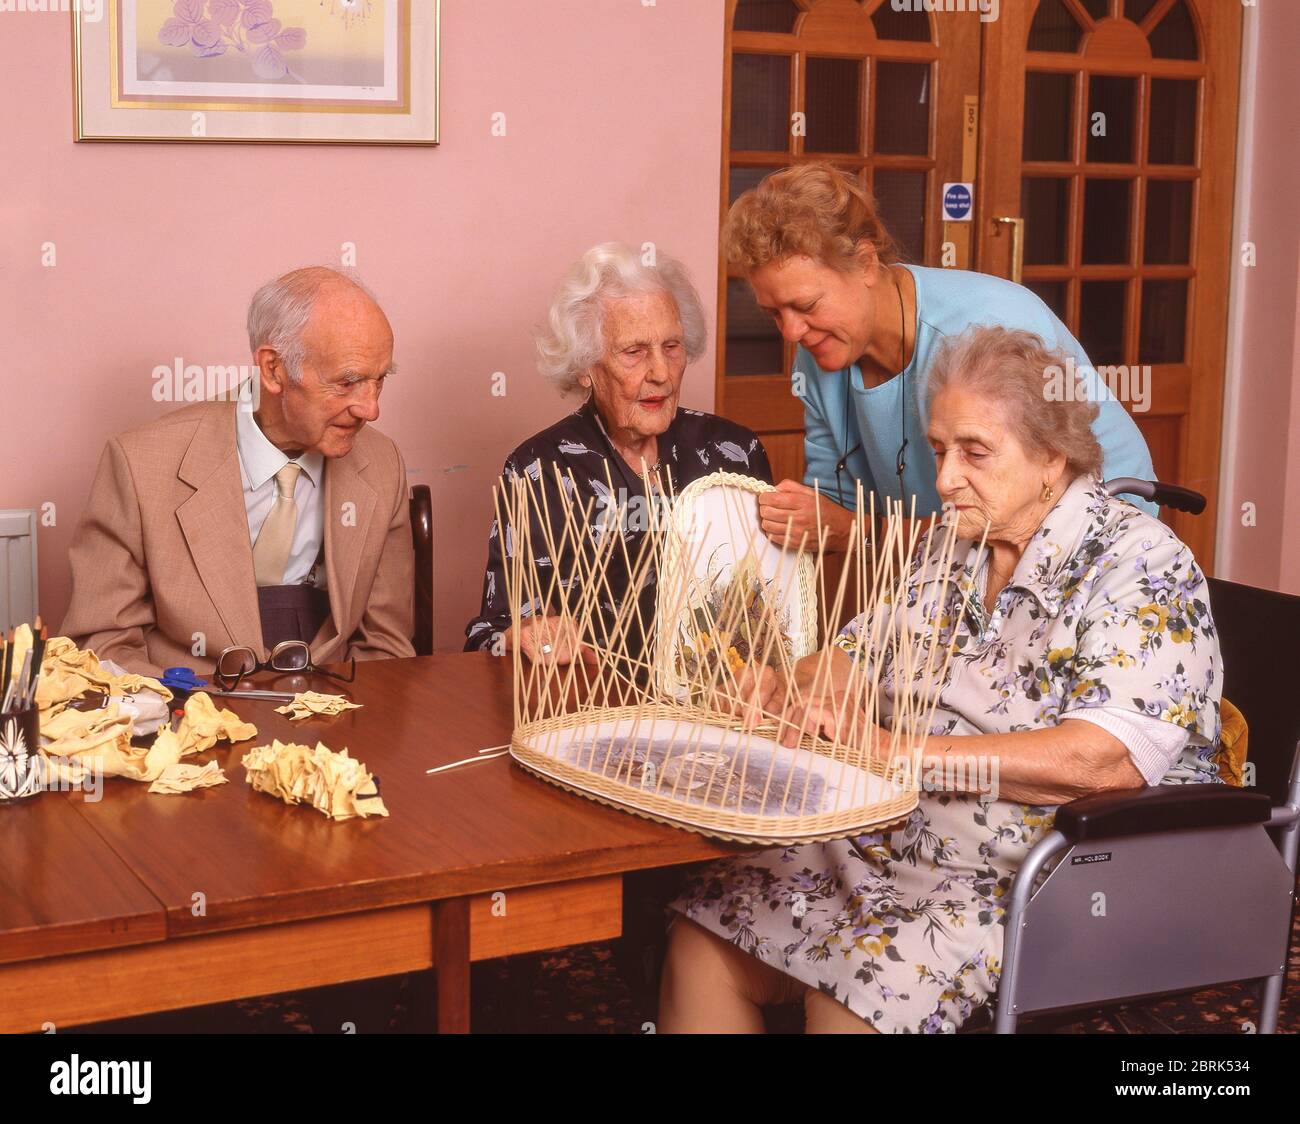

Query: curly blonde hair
926;326;1104;479
723;162;901;274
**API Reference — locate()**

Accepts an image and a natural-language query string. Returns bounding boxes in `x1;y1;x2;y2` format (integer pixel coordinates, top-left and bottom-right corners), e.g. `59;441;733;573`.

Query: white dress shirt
235;398;327;589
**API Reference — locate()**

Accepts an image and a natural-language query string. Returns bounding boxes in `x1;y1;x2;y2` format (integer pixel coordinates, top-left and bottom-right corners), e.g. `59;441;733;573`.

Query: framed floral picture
74;1;439;144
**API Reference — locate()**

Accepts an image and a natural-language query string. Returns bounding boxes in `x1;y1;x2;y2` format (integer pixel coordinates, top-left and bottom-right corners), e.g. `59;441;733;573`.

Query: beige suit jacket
62;400;415;676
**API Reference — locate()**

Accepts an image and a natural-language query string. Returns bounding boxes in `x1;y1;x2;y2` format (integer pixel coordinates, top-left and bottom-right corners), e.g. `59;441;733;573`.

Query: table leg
432;897;471;1033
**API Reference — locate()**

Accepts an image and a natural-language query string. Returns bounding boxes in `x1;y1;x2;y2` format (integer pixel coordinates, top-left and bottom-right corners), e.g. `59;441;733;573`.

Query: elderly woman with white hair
660;325;1223;1034
464;242;772;659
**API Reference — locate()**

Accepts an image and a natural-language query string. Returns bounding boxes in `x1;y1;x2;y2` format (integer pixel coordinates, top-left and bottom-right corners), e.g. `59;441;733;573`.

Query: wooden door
718;0;980;486
979;0;1242;568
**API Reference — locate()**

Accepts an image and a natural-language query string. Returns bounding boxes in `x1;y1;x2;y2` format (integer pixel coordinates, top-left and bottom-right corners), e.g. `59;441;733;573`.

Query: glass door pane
977;0;1239;570
731;54;791;151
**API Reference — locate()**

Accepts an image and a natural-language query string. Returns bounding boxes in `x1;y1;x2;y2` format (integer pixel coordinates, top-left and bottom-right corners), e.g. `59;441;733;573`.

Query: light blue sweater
798;265;1158;517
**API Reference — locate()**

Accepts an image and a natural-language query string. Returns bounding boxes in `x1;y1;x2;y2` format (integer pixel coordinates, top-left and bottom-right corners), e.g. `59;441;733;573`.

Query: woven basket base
509;751;917;847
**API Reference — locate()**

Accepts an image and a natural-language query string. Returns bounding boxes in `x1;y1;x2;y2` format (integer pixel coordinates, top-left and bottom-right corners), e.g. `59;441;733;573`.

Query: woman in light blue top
724;162;1156;549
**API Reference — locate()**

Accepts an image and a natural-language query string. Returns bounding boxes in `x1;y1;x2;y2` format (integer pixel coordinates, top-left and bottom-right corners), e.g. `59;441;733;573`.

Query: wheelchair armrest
1054;784;1272;843
1103;478;1207;514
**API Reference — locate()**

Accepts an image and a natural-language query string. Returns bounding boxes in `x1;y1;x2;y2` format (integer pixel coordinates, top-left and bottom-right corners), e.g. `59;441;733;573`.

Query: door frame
978;0;1242;569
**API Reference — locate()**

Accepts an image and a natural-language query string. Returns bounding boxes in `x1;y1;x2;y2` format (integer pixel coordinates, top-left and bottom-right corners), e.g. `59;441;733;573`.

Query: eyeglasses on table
214;641;356;690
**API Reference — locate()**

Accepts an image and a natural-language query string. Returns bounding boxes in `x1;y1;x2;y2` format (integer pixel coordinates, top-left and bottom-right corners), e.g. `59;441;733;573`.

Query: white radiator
0;510;39;632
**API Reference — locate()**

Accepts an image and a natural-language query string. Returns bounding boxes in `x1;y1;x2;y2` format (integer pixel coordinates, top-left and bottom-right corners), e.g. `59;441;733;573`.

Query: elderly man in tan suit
63;267;415;676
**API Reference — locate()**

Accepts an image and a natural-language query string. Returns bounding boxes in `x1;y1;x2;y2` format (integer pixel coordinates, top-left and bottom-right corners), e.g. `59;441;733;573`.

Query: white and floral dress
671;475;1222;1033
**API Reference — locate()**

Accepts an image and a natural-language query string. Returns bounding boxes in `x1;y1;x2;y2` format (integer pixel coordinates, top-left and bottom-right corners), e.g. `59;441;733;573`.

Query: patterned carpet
88;875;1300;1035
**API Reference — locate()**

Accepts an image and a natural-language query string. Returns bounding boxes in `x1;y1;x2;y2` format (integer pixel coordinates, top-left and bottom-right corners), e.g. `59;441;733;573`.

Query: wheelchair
986;479;1300;1033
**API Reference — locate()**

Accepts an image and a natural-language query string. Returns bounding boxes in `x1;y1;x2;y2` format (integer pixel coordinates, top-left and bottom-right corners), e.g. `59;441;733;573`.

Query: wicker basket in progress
500;467;961;846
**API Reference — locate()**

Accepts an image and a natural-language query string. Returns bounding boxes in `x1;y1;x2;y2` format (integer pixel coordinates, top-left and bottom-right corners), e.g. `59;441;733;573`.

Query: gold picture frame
74;1;439;145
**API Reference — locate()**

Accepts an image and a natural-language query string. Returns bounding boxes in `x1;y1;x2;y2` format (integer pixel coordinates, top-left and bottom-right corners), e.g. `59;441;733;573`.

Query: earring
1041;482;1055;503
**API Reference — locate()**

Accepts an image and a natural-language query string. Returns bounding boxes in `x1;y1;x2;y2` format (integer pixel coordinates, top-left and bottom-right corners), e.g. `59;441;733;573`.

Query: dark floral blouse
464;400;773;653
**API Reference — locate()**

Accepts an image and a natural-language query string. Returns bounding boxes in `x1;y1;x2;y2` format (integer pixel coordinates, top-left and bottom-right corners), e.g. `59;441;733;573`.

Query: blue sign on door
942;182;974;222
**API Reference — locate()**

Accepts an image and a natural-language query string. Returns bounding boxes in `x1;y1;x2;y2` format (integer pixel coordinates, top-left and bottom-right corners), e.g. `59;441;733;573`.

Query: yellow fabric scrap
34;636;171;719
148;760;228;795
274;691;363;720
175;691;258;752
40;690;256;786
242;739;388;821
42;702;182;784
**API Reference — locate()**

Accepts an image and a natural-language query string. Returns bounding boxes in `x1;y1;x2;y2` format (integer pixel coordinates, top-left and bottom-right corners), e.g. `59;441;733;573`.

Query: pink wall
0;1;726;650
1217;0;1300;595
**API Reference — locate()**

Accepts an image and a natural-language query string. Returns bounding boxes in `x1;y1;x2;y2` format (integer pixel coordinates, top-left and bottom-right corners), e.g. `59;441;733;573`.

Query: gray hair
926;325;1104;479
535;242;709;396
247;266;377;383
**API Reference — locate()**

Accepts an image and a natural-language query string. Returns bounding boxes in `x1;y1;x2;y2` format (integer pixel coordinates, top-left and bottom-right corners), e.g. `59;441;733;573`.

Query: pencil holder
0;705;44;802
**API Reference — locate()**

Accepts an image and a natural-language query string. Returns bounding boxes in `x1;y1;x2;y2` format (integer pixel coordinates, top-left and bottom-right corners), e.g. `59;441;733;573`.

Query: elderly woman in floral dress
660;325;1222;1034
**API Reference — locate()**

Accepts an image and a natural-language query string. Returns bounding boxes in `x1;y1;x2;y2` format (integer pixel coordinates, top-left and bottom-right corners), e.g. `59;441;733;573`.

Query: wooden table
0;654;741;1033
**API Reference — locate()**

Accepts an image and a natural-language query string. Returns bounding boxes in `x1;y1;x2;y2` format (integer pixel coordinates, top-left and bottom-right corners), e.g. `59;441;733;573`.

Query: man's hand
758;480;857;552
509;616;596;667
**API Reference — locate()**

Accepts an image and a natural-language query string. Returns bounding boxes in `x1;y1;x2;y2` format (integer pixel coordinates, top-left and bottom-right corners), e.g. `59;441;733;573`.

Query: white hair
246;266;378;383
535;243;709;396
